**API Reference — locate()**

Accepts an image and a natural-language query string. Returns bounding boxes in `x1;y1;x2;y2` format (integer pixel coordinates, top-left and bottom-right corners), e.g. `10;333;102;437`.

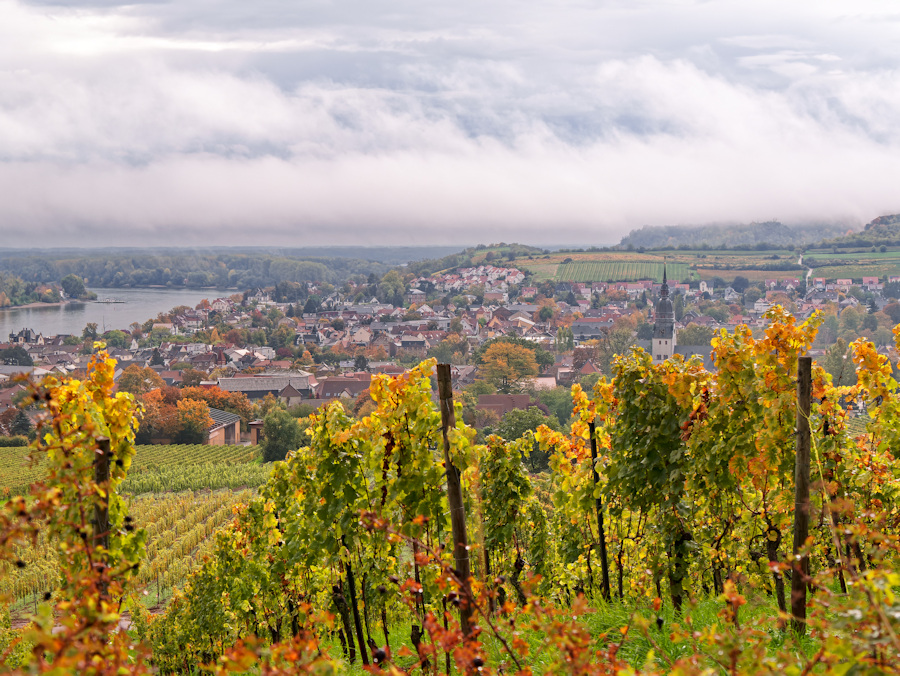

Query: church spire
652;257;675;363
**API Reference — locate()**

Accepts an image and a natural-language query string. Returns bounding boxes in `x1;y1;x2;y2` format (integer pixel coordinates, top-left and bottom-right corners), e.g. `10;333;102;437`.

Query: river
0;287;223;340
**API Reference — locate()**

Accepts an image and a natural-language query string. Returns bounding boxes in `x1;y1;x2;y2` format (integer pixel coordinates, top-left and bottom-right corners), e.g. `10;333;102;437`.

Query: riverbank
0;287;217;339
0;300;72;311
0;295;100;312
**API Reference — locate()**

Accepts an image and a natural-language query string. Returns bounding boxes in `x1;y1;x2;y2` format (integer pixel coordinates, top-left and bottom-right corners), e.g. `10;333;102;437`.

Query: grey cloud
1;0;900;246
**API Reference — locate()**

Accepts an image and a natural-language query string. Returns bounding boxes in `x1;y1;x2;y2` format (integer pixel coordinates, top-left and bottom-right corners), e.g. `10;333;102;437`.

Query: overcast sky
1;0;899;247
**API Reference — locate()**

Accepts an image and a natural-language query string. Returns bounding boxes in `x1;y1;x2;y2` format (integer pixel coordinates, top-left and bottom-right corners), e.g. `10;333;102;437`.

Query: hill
819;214;900;248
618;221;851;250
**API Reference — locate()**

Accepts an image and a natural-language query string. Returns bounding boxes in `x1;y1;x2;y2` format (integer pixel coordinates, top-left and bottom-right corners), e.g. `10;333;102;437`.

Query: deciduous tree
480;342;538;392
117;364;165;395
260;407;304;462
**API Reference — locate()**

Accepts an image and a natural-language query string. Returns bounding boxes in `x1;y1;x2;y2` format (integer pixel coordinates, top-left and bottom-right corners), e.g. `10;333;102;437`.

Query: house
211;298;233;313
571;317;615;340
159;370;183;386
278;384;306;407
248;419;264;445
674;346;716;371
217;373;314;401
476;394;532;418
392;334;428;357
207;407;242;445
8;329;44;345
316;375;372;400
406;288;427;305
532;375;558;390
754;299;773;313
248;288;271;304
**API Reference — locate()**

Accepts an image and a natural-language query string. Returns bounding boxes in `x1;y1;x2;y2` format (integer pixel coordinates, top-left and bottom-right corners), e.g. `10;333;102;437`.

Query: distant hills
617;221;852;250
819;214;900;248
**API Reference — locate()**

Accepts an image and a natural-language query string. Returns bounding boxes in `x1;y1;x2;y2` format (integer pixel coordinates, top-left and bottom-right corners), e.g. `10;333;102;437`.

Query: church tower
652;264;675;364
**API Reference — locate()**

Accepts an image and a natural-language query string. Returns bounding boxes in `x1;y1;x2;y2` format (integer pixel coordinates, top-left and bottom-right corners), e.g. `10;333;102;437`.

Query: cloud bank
1;0;900;246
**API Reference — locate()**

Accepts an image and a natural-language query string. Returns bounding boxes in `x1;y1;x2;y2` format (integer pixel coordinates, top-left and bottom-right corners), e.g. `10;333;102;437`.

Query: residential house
475;394;532;418
207;407;242;445
217;373;314;401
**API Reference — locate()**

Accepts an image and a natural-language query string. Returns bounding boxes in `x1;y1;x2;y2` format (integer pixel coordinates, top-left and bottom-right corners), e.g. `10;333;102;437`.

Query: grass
310;589;820;675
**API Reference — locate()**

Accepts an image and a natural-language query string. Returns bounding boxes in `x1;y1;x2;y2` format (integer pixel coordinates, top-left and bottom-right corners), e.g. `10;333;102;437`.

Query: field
516;246;900;284
555;260;691;283
518;252;697;283
1;488;252;613
0;443;266;497
0;442;269;617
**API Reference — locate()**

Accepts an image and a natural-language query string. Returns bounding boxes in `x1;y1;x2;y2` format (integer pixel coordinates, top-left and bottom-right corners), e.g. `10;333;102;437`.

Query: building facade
652;267;675;364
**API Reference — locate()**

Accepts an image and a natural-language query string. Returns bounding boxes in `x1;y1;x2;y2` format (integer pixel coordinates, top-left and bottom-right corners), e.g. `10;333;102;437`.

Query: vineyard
0;489;251;613
0;444;264;497
3;320;900;674
555;260;692;283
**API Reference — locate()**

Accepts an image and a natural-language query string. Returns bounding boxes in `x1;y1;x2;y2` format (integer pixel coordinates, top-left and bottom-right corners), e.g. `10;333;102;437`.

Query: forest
1;307;900;674
617;220;852;251
0;250;395;290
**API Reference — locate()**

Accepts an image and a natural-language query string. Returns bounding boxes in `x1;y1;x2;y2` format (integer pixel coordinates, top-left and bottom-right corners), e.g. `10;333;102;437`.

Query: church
649;265;716;369
652;266;675;364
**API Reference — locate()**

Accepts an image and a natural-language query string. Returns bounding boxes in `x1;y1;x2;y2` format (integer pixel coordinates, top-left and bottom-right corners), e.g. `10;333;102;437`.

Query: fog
2;0;899;246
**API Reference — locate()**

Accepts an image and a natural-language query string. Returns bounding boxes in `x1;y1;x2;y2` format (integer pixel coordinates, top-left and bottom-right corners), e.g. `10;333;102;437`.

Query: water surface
0;287;221;339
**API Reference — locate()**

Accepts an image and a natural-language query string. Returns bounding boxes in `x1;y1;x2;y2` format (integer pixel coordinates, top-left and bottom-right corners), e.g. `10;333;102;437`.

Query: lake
0;287;224;340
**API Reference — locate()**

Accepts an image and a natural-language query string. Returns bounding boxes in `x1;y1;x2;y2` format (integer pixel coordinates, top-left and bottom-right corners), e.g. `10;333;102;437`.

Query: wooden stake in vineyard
437;363;474;638
93;436;112;602
791;356;811;635
588;421;611;601
94;436;111;554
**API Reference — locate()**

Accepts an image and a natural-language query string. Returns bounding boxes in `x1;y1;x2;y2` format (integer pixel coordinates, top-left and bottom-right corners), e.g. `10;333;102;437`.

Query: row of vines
145;307;900;673
0;489;252;612
554;261;691;283
2;309;900;674
0;444;261;497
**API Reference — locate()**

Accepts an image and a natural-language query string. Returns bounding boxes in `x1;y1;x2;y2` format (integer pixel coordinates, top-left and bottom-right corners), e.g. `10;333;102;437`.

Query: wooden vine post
94;436;111;600
791;356;811;635
588;421;611;601
437;363;474;637
93;437;111;551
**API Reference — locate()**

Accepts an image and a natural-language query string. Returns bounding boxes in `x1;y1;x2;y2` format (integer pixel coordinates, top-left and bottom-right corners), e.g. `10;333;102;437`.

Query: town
1;261;894;448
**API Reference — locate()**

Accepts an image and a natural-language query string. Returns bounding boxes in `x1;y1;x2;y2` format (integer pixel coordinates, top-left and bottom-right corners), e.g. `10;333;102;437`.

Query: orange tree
181;386;253;430
479;342;538;393
137;387;181;441
117;364;165;395
175;398;214;443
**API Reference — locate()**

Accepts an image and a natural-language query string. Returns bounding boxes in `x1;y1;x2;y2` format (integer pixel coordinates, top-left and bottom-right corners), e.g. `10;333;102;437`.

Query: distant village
1;263;896;442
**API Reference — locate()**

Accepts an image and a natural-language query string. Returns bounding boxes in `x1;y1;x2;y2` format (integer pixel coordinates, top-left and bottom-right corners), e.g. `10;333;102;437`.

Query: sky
1;0;900;247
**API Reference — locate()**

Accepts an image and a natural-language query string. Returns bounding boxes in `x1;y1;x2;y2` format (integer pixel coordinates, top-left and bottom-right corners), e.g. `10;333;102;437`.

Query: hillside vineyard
2;306;900;674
